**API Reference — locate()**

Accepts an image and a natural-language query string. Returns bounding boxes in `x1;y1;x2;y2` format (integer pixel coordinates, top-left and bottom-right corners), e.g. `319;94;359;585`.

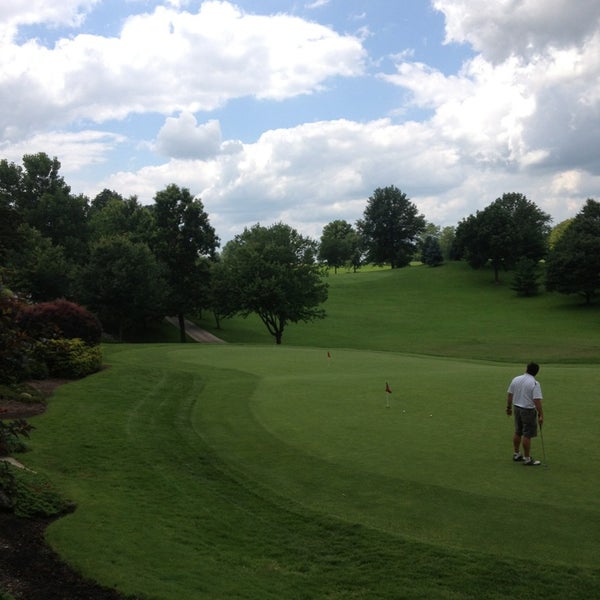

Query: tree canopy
149;184;219;341
546;199;600;304
357;186;426;268
219;223;328;344
318;220;359;273
454;192;551;282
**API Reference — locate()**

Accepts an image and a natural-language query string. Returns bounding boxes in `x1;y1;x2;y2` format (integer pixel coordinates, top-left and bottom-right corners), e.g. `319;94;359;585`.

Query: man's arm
534;398;544;425
506;392;513;415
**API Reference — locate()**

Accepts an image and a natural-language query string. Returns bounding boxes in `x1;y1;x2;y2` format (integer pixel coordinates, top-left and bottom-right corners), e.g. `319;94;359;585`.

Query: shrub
0;419;34;457
0;287;31;383
35;338;103;379
18;298;102;345
0;462;74;518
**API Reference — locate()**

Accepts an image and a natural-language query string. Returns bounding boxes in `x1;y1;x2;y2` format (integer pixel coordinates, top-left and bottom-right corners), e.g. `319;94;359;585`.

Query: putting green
105;343;600;567
22;340;598;599
180;347;600;565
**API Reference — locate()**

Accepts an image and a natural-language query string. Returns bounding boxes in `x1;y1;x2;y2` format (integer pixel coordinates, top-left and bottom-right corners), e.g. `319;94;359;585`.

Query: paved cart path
164;316;226;343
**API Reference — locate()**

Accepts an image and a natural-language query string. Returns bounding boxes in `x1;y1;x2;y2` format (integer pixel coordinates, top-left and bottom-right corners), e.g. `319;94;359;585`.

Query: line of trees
2;152;599;351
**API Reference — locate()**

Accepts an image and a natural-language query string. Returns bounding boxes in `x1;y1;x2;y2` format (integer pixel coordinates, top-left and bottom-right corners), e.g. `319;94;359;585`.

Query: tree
6;224;72;301
149;184;219;342
319;220;357;273
438;226;456;260
26;189;90;263
88;192;153;245
511;257;542;297
546;199;600;304
454;193;551;283
357;186;426;268
548;218;574;250
77;236;168;340
421;235;444;267
0;159;24;262
17;153;70;216
219;223;328;344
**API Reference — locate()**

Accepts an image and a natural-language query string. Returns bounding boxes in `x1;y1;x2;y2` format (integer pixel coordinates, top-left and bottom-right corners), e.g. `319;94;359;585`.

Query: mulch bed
0;381;135;600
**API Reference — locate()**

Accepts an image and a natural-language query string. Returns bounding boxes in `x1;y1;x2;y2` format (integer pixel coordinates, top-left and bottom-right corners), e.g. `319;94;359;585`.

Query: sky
1;0;600;244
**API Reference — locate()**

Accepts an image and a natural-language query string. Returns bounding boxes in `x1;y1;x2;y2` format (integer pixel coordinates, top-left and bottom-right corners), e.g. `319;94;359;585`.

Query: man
506;362;544;466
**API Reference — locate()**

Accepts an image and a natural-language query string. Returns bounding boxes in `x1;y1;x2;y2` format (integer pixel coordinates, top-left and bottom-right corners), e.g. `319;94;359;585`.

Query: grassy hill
198;261;600;363
21;261;600;599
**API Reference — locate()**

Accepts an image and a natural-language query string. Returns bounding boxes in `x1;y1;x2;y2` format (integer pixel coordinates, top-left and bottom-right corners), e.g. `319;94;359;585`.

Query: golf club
539;422;548;467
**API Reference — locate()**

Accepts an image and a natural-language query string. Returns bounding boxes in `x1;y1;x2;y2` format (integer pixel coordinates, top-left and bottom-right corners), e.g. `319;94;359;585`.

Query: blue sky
2;1;599;243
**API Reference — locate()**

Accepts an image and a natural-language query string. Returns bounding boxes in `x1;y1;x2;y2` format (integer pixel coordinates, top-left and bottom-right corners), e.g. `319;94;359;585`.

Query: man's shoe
513;453;523;462
523;457;541;466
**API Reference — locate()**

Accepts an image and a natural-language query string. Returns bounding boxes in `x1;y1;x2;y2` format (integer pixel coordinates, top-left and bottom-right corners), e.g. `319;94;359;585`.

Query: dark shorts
514;406;538;438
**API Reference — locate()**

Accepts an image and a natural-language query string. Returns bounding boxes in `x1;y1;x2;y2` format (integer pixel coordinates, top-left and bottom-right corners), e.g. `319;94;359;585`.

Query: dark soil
0;380;136;600
0;513;129;600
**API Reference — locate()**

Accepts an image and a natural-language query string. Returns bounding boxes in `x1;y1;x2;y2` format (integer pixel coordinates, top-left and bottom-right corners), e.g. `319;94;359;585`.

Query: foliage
318;220;360;273
511;257;542;296
17;298;102;345
0;286;32;383
357;185;426;268
438;225;456;260
149;184;220;341
546;198;600;304
77;235;168;340
88;191;154;245
219;222;328;344
548;218;574;250
34;338;102;379
421;235;444;267
0;462;74;518
6;224;73;301
0;419;34;457
454;192;551;282
198;261;600;363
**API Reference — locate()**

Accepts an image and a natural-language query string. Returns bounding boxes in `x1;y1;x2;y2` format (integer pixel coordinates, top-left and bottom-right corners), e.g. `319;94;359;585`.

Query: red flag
385;382;392;394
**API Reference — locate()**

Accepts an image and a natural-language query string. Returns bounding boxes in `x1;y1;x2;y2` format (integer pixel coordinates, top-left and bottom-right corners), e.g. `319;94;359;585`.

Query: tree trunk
178;313;186;343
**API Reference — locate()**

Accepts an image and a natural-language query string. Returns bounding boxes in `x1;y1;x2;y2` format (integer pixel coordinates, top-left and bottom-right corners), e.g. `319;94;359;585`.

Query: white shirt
507;373;542;409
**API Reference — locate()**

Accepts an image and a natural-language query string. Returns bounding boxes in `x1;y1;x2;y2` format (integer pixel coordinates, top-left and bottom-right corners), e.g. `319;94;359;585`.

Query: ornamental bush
18;298;102;345
35;338;103;379
0;287;31;383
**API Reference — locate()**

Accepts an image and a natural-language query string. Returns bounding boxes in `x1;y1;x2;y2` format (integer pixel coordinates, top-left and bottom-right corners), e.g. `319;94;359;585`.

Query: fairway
27;342;600;599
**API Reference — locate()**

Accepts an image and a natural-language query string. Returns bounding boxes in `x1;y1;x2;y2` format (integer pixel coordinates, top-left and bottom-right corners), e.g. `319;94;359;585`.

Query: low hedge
35;338;103;379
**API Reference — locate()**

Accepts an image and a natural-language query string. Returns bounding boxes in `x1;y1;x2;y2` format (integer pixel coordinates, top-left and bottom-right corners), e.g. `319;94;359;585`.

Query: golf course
23;262;600;599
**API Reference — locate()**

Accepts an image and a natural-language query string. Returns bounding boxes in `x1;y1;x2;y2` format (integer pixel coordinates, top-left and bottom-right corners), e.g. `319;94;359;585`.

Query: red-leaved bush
17;299;102;345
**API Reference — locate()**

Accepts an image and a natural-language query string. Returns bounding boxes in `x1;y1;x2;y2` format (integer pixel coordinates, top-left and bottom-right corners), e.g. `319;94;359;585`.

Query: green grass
21;262;600;599
198;262;600;362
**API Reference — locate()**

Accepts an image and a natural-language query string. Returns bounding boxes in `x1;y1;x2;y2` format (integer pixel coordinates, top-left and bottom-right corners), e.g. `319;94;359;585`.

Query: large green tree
219;223;328;344
318;220;358;273
77;236;168;340
357;186;426;268
454;192;551;282
88;191;153;245
546;199;600;304
7;225;72;301
149;184;219;341
0;159;24;262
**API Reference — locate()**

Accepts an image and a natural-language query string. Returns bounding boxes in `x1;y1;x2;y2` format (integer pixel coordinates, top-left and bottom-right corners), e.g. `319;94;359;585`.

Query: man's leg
522;436;531;459
513;433;522;454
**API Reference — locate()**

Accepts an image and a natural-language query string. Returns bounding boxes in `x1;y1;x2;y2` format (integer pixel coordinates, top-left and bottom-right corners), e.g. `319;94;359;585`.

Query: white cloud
156;113;222;159
434;0;600;63
0;130;125;172
2;1;600;244
0;1;365;139
0;0;98;40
